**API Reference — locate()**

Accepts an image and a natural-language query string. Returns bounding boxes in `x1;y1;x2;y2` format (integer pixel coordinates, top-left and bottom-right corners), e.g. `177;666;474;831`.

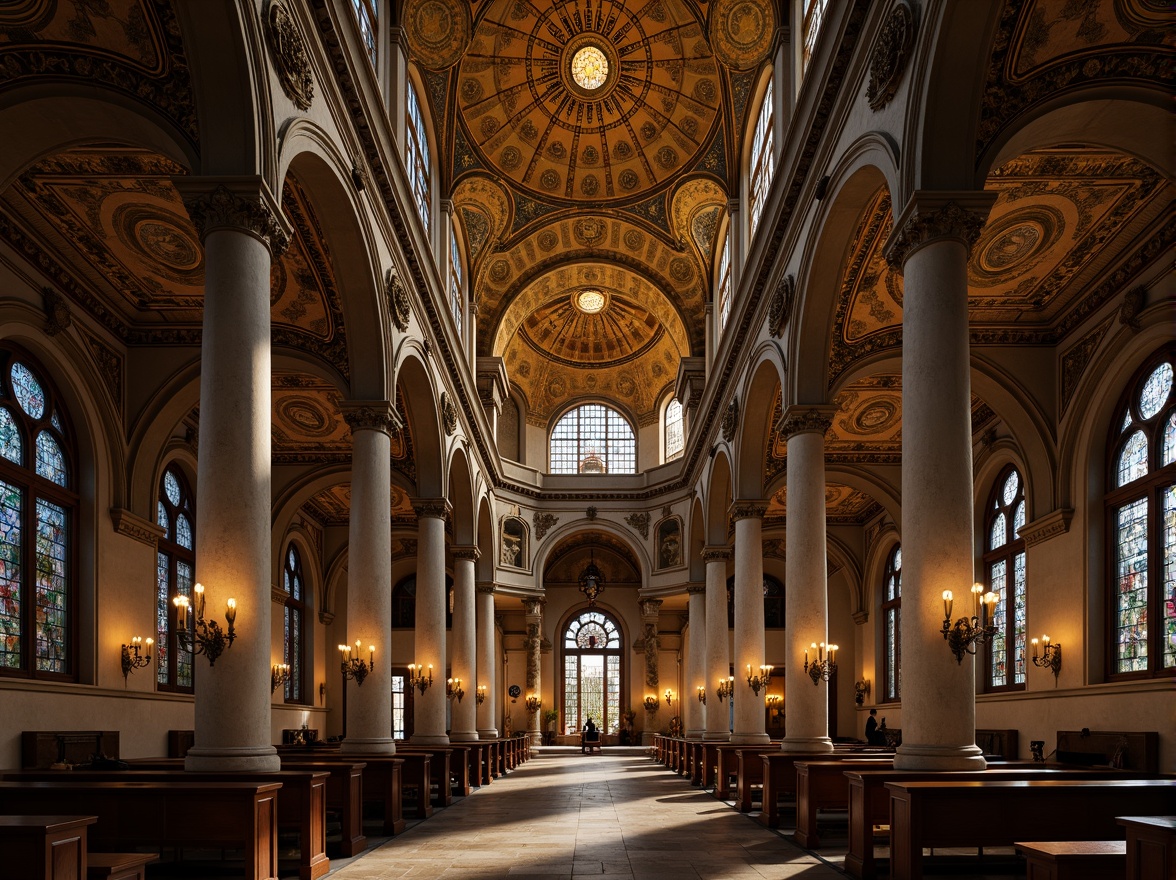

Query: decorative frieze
729;502;767;521
533;512;558;539
701;546;732;562
413;499;450;520
263;0;315;110
625;511;650;539
41;287;72;336
440;392;457;435
866;1;914;111
1020;508;1074;547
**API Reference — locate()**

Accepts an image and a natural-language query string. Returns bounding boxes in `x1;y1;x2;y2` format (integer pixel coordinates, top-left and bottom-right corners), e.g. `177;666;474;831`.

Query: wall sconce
1031;635;1062;683
476;684;487;705
524;694;541;713
804;643;837;685
121;636;153;682
663;688;674;707
746;663;773;696
447;677;466;702
643;695;658;712
854;679;871;705
408;663;433;694
941;583;998;663
766;694;782;717
339;640;374;686
173;583;236;666
696;686;706;705
716;676;734;703
271;663;291;694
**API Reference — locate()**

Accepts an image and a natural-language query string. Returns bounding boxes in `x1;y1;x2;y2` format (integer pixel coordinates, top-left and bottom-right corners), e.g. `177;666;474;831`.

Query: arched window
563;609;623;735
749;79;775;235
1106;349;1175;677
156;465;195;692
282;543;306;703
0;348;77;679
350;0;377;65
449;228;464;338
664;398;684;462
984;466;1027;691
717;234;732;331
406;84;431;229
549;404;635;475
802;0;830;72
882;544;901;702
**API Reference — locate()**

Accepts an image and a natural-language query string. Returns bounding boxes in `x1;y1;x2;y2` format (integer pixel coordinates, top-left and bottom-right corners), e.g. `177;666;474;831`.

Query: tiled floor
326;747;846;879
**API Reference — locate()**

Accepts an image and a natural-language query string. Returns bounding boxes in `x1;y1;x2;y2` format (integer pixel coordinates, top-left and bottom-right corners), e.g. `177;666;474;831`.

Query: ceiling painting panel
764;482;882;526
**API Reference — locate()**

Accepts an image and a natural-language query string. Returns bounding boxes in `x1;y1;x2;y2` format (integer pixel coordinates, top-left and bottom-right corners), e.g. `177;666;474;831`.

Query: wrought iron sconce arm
696;686;706;705
173;583;236;666
271;663;291;694
476;684;487;704
121;637;153;682
339;640;375;686
524;694;541;713
940;586;998;664
716;676;734;703
407;663;433;695
804;642;838;685
1031;636;1062;683
447;677;465;702
642;695;658;712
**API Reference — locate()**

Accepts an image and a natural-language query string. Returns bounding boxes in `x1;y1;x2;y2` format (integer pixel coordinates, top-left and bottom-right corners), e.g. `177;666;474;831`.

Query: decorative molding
452;545;481;561
342;401;399;435
271;585;289;604
110;507;165;548
625;512;650;539
767;274;794;338
263;0;315;110
318;609;335;625
701;546;732;562
1119;286;1145;330
440;392;458;435
640;598;663;620
41;287;72;336
476;582;497;595
522;597;545;618
385;268;412;331
852;610;870;625
866;1;914;111
586;506;598;520
533;512;558;539
721;396;739;442
884;196;994;269
180;183;290;256
1020;508;1074;548
413;499;451;520
778;405;836;438
729;502;767;521
685;583;706;595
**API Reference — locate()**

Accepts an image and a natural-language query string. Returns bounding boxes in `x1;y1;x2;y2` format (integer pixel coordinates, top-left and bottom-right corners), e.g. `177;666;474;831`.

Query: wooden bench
792;758;895;843
1056;729;1158;773
1015;840;1126;880
279;759;371;852
0;814;96;880
449;740;488;787
86;851;159;880
734;745;790;811
886;778;1175;880
397;746;455;805
1118;815;1176;880
22;731;120;769
0;779;282;880
757;750;893;829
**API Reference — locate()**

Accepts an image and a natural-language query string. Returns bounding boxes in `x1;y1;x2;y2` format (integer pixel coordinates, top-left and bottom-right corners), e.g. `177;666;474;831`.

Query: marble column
411;499;450;745
731;503;770;744
703;547;732;741
340;403;398;755
684;583;707;739
178;181;288;772
640;598;663;744
475;581;499;738
448;546;479;741
781;406;837;753
885;193;995;771
523;597;544;748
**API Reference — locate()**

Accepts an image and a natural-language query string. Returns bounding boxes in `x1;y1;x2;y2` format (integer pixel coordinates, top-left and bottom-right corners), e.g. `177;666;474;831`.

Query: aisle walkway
328;749;844;880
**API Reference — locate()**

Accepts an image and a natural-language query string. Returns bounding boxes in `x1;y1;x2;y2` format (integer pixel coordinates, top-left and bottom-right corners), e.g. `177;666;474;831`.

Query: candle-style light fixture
121;636;153;682
642;695;658;712
578;547;604;607
447;677;466;702
941;583;998;663
173;582;236;666
716;675;735;703
339;640;374;686
746;663;773;695
525;694;541;713
476;684;487;704
663;688;674;707
407;663;433;694
804;642;838;685
854;678;871;705
1031;635;1062;683
271;663;291;693
696;685;706;705
766;694;782;717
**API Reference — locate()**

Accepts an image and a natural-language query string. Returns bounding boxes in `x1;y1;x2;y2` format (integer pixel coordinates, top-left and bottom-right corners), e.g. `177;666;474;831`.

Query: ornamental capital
701;545;732;562
778;405;837;438
884;192;997;270
412;498;451;520
341;400;399;435
685;582;706;595
640;598;663;620
522;596;545;618
729;501;768;521
177;180;291;256
475;581;497;595
452;545;481;561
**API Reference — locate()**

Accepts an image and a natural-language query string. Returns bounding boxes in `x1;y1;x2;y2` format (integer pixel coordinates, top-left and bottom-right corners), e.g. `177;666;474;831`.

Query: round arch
394;350;444;498
735;348;786;500
555;605;629;737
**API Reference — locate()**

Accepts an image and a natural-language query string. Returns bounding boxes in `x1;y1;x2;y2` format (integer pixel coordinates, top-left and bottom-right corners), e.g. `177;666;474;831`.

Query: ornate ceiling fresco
303;482;418;528
542;529;641;586
764;483;882;527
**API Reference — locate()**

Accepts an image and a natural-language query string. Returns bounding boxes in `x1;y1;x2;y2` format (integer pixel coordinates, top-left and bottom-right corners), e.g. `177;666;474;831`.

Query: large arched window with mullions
748;79;775;235
406;82;431;229
984;466;1027;691
882;544;901;702
156;464;195;692
0;347;77;679
562;609;623;736
1106;349;1176;678
549;403;635;475
282;544;307;704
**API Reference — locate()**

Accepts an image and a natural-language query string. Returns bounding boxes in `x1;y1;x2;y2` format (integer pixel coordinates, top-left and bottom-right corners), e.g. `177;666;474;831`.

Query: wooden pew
735;745;789;811
86;851;159;880
1014;840;1126;880
394;751;434;819
0;779;282;880
1118;815;1176;880
793;758;894;843
886;778;1175;880
449;741;487;787
757;750;892;829
1;814;96;880
283;756;402;839
397;746;455;805
5;768;329;880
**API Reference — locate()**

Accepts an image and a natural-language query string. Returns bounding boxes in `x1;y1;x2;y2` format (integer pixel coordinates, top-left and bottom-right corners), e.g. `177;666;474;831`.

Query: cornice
1019;508;1074;548
110;507;165;548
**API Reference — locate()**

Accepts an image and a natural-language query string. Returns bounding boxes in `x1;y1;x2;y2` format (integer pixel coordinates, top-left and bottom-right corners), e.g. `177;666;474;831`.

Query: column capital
702;546;732;561
778;405;837;439
341;400;400;435
729;501;768;521
686;582;706;595
640;598;663;620
522;596;545;617
475;581;496;595
175;178;291;257
884;191;998;270
452;545;481;561
412;498;451;520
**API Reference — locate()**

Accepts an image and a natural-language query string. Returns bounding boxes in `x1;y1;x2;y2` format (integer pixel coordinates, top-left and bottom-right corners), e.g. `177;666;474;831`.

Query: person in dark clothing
584;718;597;735
864;708;884;745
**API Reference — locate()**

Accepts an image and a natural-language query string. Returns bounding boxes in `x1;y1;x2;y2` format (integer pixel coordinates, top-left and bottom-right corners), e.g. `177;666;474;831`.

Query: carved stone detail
1119;286;1145;330
318;609;335;625
852;610;870;625
522;597;545;618
111;507;165;548
767;274;794;338
476;582;497;595
586;506;598;520
386;268;411;331
867;1;914;111
440;392;458;435
721;396;739;442
686;582;706;595
452;545;481;561
885;200;988;269
413;499;450;520
1020;508;1074;548
182;185;290;256
779;406;835;438
41;287;72;336
625;512;650;539
342;402;398;435
533;512;558;539
729;502;767;521
263;0;315;110
701;546;732;562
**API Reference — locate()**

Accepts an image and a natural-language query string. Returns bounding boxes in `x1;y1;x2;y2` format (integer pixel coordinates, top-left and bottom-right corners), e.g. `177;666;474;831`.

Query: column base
477;728;500;739
894;742;987;771
185;746;280;772
780;736;833;753
729;732;772;745
410;733;452;746
449;729;479;741
640;731;657;746
340;737;397;755
527;732;542;747
703;731;731;741
685;728;705;739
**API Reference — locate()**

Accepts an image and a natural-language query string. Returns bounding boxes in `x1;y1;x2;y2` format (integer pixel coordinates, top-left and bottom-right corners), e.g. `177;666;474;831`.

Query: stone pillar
411;499;451;745
475;582;499;738
640;598;663;744
731;503;770;744
703;547;732;741
684;583;706;739
885;194;995;771
340;403;399;755
449;546;479;741
178;181;289;772
781;406;837;753
523;597;544;748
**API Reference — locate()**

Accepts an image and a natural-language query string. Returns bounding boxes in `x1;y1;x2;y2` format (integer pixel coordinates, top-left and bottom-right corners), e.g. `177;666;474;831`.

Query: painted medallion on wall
655;516;683;570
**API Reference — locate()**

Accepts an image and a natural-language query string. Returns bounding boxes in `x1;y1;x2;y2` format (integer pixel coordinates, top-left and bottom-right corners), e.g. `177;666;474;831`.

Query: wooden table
0;814;96;880
1015;840;1125;880
1118;815;1176;880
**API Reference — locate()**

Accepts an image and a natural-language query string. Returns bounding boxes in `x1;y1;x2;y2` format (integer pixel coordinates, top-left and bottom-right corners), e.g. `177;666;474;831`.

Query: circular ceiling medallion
570;44;609;92
404;0;471;69
710;0;775;70
972;206;1064;284
575;289;606;314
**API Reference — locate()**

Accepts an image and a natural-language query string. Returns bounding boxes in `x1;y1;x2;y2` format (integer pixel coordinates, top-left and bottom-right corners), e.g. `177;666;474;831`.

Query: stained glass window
717;234;732;331
749;80;775;235
407;85;431;229
283;543;306;703
0;408;21;464
35;432;67;487
0;479;23;669
882;544;901;701
664;399;684;462
563;609;623;735
156;464;195;692
985;466;1026;690
11;363;45;419
549;404;636;475
1107;349;1176;678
